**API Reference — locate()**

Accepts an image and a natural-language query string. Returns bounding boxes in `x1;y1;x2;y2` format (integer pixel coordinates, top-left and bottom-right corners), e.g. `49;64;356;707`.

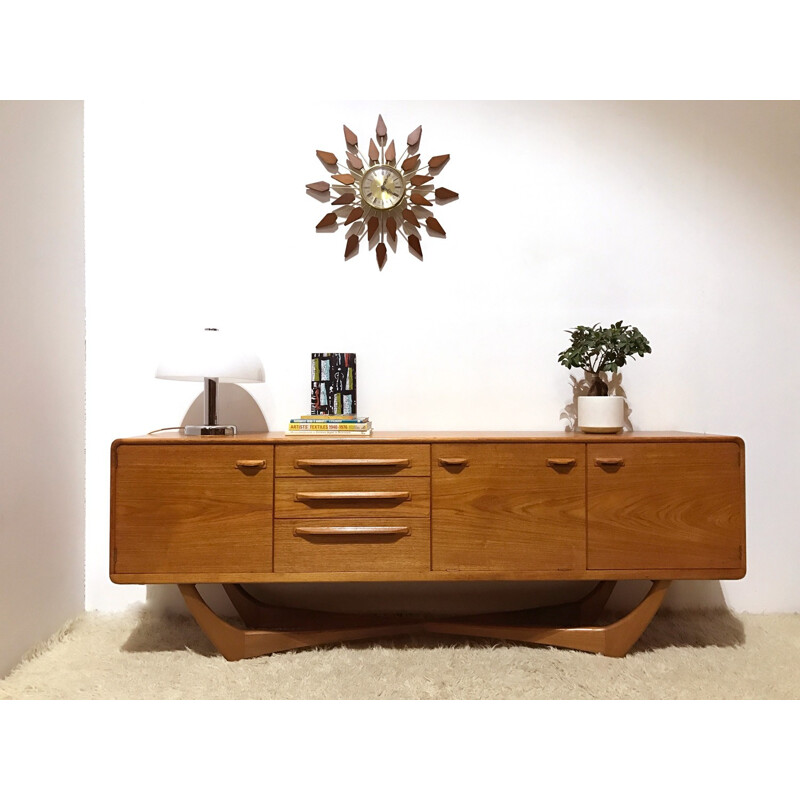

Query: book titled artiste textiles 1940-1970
310;353;356;415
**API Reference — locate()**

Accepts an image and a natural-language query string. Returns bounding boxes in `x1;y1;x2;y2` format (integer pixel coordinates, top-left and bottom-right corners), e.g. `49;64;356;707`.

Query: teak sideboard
110;431;746;659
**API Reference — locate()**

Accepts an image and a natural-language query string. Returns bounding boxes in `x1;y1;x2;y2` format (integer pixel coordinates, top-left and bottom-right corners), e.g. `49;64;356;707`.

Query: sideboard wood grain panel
112;444;273;575
431;443;586;572
587;441;745;570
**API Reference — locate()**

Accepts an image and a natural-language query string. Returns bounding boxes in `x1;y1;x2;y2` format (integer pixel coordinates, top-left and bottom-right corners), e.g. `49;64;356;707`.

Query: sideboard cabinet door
432;443;585;572
112;444;273;579
587;442;745;571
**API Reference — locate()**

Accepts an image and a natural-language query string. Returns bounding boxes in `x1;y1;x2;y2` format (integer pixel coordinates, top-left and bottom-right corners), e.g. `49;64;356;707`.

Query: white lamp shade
156;328;265;383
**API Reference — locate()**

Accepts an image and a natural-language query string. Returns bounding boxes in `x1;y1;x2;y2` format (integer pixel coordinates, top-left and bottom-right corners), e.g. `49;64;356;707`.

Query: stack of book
286;415;372;436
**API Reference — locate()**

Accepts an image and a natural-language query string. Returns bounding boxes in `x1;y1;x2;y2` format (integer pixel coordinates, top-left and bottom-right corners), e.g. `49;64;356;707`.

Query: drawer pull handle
295;491;411;502
438;457;468;466
295;458;410;469
294;525;410;537
547;458;577;467
235;460;267;470
595;457;625;467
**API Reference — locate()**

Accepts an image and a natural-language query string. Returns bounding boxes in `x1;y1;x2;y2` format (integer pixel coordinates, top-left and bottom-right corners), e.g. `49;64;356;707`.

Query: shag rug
2;607;799;700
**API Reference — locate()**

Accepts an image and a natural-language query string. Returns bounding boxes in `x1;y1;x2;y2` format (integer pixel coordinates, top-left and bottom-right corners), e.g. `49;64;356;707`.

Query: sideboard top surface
113;431;745;448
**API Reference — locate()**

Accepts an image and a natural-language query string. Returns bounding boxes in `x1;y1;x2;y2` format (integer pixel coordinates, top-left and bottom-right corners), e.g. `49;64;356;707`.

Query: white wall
86;100;800;614
0;101;85;677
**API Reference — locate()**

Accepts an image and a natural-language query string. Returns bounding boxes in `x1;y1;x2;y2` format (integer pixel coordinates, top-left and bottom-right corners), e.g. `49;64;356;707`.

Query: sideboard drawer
275;477;431;518
274;517;430;572
275;444;430;477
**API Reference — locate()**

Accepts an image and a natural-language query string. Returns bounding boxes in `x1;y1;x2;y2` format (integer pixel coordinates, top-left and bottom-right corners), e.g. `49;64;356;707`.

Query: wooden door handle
295;491;411;502
294;525;410;537
235;460;267;470
547;458;577;468
295;458;410;469
595;457;625;467
438;457;468;466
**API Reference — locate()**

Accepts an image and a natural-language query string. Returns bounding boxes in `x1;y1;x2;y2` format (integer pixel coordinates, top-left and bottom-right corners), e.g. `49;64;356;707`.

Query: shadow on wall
181;384;269;433
560;370;632;432
239;579;733;614
609;579;730;611
146;578;734;619
147;584;235;616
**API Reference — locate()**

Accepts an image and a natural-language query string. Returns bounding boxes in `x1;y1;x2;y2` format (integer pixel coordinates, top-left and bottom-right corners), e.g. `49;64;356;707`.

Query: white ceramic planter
578;396;624;433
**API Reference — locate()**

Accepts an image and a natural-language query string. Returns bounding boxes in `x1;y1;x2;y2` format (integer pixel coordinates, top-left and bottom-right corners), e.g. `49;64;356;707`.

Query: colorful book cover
288;422;371;431
285;429;373;436
311;353;356;415
295;415;369;423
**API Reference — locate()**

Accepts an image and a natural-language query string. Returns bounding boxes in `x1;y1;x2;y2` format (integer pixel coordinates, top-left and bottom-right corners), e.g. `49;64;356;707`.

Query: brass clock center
360;165;405;210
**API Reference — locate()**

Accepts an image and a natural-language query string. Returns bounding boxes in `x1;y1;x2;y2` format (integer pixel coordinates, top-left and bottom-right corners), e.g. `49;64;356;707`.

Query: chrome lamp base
184;424;237;436
184;377;237;436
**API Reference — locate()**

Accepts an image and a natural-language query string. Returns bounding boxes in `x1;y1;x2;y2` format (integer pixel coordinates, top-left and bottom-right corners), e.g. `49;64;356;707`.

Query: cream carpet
2;607;798;700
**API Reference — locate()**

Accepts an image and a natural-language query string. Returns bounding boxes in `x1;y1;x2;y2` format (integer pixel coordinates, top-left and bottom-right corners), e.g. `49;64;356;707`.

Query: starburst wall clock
306;114;459;270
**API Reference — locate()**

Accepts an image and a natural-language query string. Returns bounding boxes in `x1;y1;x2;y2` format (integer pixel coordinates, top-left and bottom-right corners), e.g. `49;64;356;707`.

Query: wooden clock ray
307;114;459;270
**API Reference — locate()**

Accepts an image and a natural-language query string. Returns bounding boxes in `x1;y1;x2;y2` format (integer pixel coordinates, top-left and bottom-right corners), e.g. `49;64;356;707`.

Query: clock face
360;165;405;210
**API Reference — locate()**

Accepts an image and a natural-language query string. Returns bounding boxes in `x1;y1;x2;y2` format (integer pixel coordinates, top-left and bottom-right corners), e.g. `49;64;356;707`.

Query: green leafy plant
557;321;652;396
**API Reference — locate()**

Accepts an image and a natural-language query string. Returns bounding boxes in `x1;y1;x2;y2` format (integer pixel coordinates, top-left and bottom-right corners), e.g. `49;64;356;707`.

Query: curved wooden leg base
179;581;670;661
222;583;419;631
426;580;671;658
440;580;618;628
179;584;426;661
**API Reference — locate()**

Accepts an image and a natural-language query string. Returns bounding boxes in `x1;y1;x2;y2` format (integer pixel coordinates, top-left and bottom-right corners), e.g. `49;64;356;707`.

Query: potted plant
557;321;652;433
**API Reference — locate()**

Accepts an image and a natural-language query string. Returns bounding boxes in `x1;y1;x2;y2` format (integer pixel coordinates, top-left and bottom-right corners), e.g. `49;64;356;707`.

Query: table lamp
156;327;265;435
